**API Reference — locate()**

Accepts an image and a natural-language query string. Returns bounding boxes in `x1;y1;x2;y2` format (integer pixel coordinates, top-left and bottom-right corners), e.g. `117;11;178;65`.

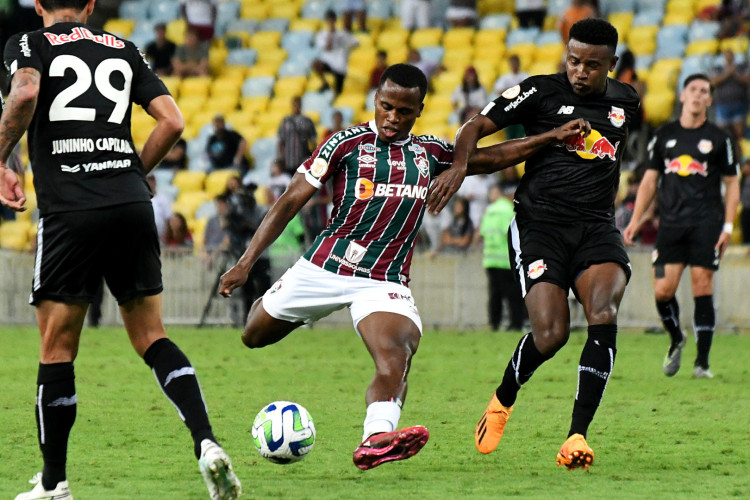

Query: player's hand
427;163;466;214
0;166;27;212
715;231;731;259
218;265;249;297
551;118;591;144
622;222;639;246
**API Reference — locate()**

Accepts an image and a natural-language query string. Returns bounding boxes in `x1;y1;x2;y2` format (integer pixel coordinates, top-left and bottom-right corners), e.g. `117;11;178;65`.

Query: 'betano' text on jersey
647;120;738;226
298;121;453;285
482;72;640;223
4;23;169;215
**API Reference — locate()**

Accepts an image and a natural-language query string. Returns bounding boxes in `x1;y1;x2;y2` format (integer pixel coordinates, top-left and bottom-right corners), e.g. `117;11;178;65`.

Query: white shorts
262;258;423;334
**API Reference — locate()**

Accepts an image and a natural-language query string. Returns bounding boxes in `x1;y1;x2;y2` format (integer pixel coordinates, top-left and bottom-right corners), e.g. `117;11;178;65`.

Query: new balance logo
558;105;575;115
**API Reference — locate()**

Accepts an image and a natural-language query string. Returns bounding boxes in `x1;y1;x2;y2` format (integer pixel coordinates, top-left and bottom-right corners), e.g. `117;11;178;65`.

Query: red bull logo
562;129;620;161
527;259;547;280
664;154;708;177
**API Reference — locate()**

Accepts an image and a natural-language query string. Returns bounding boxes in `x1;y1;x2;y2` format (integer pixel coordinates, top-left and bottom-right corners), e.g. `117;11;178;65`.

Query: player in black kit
0;1;240;499
449;18;640;469
623;74;739;380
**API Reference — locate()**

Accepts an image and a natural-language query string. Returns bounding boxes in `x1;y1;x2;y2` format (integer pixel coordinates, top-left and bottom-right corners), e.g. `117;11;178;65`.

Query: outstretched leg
654;263;686;376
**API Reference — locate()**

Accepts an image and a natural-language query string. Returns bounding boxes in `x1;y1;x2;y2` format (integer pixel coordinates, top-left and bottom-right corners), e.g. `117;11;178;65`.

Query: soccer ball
252;401;316;464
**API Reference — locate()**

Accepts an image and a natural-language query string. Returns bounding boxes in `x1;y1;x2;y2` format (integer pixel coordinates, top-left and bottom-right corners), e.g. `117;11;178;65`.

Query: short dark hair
378;64;428;100
683;73;713;93
569;18;619;53
324;9;336;20
39;0;88;11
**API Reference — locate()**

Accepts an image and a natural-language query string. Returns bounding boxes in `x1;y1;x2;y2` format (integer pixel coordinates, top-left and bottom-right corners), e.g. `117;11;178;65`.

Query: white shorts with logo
262;258;423;334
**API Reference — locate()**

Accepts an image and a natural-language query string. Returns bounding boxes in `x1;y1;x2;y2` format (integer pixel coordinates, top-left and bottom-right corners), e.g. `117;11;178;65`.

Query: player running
219;63;587;470
0;0;240;498
623;74;740;379
451;18;641;469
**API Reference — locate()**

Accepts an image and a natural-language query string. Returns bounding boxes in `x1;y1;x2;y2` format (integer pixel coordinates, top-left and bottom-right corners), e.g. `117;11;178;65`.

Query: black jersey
482;72;640;223
4;23;169;216
647;120;738;226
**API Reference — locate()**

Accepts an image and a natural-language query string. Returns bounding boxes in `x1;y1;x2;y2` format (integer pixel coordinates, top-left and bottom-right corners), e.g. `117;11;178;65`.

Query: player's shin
143;338;216;458
569;325;617;437
656;297;684;348
693;295;715;369
36;362;77;490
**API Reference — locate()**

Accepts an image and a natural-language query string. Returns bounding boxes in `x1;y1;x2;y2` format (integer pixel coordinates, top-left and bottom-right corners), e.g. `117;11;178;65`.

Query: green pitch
2;326;749;499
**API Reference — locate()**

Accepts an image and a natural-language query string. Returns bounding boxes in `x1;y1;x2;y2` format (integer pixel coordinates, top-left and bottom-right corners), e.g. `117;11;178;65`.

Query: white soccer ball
251;401;316;464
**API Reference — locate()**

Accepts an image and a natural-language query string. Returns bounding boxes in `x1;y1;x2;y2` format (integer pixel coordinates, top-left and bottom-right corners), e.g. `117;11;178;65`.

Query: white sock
362;401;401;441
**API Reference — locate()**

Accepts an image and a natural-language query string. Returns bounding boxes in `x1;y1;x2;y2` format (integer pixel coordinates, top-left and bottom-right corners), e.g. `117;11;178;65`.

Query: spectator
717;0;749;39
435;196;474;255
402;0;431;30
342;0;367;32
172;27;209;77
202;193;230;264
710;49;750;150
266;158;292;203
206;114;249;174
492;54;528;96
313;9;359;95
451;66;487;124
147;173;173;241
741;158;750;242
277;96;318;174
458;172;497;230
180;0;216;42
515;0;546;28
558;0;595;46
479;184;526;330
145;23;176;76
407;48;439;80
445;0;478;28
322;110;346;142
164;212;193;248
158;138;188;170
369;50;388;90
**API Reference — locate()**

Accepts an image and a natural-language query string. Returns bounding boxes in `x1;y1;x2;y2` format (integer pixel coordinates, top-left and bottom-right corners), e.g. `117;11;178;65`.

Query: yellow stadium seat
246;62;280;77
663;11;694;25
177;95;208;116
273;76;308;98
206;95;240;115
211;78;242;99
172;170;207;194
234;124;262;145
443;27;474;49
103;18;135;38
205;169;241;197
431;71;463;95
349;46;377;70
256;48;287;65
694;0;721;14
166;19;186;45
472;60;497;89
224;30;252;49
290;18;320;31
241;96;270;116
528;60;559;76
161;76;181;98
473;44;506;64
424;93;453;113
365;17;386;36
334;93;367;112
720;37;749;54
443;48;475;72
179;76;212;98
647;59;682;89
353;32;375;48
224;110;254;129
385;46;409;64
608;12;634;41
417;110;452;128
208;47;227;75
190;111;215;130
666;0;695;14
474;29;507;48
685;39;719;56
240;2;269;20
24;171;34;193
627;25;658;56
0;219;31;251
250;31;282;51
269;1;300;19
409;28;443;49
267;96;293;114
542;14;557;32
219;65;248;81
536;43;564;64
342;72;369;94
355;109;373;124
506;43;537;71
254;111;287;137
376;29;410;51
173;191;213;220
643;89;676;127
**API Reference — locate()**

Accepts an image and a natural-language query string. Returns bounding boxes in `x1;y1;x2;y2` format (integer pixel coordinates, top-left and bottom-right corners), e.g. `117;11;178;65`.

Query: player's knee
654;289;674;303
533;325;569;354
241;326;268;349
586;304;618;325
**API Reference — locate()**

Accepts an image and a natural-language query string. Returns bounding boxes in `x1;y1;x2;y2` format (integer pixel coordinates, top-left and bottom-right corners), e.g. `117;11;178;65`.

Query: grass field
2;325;749;499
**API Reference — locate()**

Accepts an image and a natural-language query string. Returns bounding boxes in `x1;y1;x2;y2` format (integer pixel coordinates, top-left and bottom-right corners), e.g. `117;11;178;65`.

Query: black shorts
654;223;721;270
30;202;163;306
508;218;631;298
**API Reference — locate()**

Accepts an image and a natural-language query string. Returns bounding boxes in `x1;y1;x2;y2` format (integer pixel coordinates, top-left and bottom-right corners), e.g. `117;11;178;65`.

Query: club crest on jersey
310;157;328;178
415;157;429;176
698;139;713;154
501;85;521;99
608;106;625;128
527;259;547;280
344;241;367;264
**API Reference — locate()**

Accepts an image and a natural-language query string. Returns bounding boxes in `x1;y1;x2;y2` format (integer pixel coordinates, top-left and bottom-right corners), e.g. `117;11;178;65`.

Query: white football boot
198;439;241;500
15;472;73;500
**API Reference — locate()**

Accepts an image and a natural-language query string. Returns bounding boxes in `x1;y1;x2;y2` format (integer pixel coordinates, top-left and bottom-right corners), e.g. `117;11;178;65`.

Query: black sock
656;297;684;348
694;295;715;369
569;324;617;438
496;333;552;407
36;362;77;491
143;338;215;459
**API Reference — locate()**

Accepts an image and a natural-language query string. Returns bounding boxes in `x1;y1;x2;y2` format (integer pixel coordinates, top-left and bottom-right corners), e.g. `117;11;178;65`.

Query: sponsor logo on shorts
388;292;414;303
269;277;283;293
527;259;546;279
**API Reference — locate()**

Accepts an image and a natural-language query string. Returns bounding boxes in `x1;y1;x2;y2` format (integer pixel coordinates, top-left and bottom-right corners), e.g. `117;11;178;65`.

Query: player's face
680;78;712;115
565;40;617;96
374;79;424;143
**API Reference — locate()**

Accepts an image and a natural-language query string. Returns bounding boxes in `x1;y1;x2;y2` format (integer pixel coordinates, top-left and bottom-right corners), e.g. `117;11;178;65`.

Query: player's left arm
141;95;184;173
0;67;40;211
716;174;740;257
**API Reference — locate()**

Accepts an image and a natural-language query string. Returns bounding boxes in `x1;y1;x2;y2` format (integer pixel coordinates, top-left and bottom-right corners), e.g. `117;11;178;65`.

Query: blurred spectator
268;214;306;280
419;210;451;254
710;49;750;150
342;0;367;32
558;0;596;46
615;50;644;130
445;0;478;28
515;0;546;28
158;138;188;170
202;193;230;263
147;173;173;240
407;48;439;80
616;171;657;245
313;9;359;95
321;110;345;142
145;23;176;76
266;158;292;203
369;50;388;90
180;0;217;42
717;0;749;39
479;184;526;330
741;158;750;242
207;114;249;174
451;66;487;124
492;54;528;96
402;0;431;30
172;27;209;77
458;172;496;230
164;213;193;248
277;96;318;174
435;196;474;255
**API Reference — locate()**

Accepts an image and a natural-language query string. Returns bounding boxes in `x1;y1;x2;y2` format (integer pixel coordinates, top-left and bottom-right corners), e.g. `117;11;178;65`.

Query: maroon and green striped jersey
298;121;453;286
